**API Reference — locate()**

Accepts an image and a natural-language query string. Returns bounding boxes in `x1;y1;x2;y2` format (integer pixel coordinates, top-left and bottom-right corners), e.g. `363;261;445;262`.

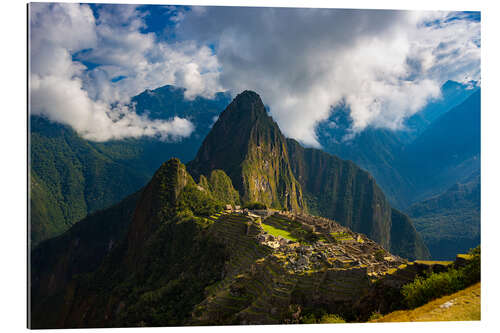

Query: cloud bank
29;4;480;146
29;3;220;141
177;7;480;146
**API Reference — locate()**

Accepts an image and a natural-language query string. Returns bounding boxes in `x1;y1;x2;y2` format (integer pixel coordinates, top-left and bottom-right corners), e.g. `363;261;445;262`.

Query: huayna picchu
188;91;429;260
32;91;469;329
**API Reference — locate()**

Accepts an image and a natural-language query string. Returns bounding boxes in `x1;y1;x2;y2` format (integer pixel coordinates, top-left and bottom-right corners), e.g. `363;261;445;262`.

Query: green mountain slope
286;139;428;259
188;90;305;211
30;189;141;327
29;116;149;246
30;158;437;328
188;90;428;260
29;86;231;246
408;173;480;260
30;158;229;328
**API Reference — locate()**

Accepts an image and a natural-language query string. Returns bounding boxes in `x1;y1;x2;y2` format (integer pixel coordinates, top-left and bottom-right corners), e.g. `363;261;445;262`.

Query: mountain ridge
30;86;231;245
188;90;305;212
316;82;480;208
409;172;480;259
31;157;439;328
189;90;429;259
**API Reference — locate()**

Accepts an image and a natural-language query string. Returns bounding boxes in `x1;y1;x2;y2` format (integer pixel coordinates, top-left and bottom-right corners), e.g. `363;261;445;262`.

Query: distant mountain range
315;84;480;259
408;172;480;260
316;81;479;208
401;89;480;203
402;80;479;142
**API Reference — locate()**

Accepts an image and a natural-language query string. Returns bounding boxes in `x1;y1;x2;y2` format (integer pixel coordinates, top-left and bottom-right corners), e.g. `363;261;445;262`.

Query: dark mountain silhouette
401;90;480;202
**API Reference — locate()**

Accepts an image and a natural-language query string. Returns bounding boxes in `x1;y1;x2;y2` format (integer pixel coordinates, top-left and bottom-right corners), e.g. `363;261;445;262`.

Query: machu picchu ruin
186;209;456;324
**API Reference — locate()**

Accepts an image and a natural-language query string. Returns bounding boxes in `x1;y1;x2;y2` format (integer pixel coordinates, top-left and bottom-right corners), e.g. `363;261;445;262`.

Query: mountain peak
235;90;262;101
188;90;305;211
218;90;268;123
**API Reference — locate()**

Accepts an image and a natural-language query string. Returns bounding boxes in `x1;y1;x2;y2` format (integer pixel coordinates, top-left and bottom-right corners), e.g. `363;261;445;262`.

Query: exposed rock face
188;91;428;260
286;138;430;260
390;209;430;261
188;90;304;212
286;139;392;250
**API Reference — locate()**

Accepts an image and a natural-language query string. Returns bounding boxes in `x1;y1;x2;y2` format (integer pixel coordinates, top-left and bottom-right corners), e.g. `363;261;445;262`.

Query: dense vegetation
207;170;241;205
188;90;304;211
30;85;230;246
189;90;429;260
300;312;346;324
178;184;223;217
243;202;267;210
30;157;479;328
31;158;236;328
401;246;480;308
30;190;141;326
111;214;228;327
30;116;149;246
409;173;480;260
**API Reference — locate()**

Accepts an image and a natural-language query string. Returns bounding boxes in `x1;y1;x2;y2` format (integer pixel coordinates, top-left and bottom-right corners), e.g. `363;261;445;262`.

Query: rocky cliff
188;91;304;212
189;91;428;260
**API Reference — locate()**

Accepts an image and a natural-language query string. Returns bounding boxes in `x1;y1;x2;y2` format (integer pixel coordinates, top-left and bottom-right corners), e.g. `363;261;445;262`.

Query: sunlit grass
370;282;480;322
414;260;453;266
261;223;298;241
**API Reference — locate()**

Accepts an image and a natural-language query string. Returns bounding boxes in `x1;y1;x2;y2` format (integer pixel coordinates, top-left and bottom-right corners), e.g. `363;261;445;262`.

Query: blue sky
29;3;480;146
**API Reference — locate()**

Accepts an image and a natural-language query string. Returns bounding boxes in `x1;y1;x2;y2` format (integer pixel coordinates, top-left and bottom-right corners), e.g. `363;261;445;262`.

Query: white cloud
177;8;480;146
29;3;218;141
77;4;222;103
29;4;480;146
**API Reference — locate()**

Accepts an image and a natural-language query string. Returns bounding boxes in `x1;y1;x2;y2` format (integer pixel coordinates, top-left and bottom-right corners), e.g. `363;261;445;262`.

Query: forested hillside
29;85;230;246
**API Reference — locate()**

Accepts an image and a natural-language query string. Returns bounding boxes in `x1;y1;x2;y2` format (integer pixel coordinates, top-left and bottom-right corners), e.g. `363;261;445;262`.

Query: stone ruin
251;209;275;218
254;212;406;275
